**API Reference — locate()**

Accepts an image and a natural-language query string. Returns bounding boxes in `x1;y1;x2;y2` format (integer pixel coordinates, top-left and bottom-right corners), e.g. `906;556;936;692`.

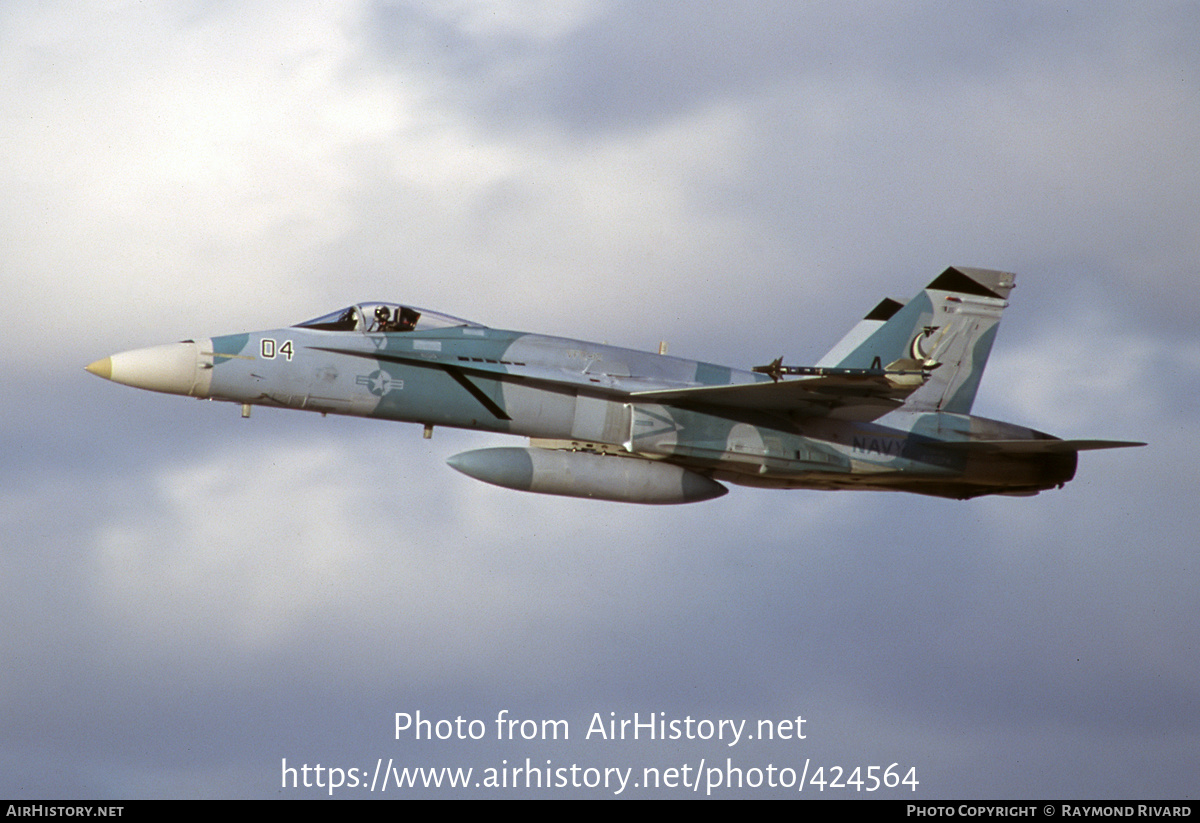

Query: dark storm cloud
365;3;1200;135
363;2;1200;345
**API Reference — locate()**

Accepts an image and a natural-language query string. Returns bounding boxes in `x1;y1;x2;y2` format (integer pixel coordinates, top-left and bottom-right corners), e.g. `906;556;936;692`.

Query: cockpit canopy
295;303;483;333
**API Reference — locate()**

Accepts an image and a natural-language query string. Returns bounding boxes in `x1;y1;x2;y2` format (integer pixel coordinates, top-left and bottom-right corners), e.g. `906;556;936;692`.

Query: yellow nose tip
85;357;113;380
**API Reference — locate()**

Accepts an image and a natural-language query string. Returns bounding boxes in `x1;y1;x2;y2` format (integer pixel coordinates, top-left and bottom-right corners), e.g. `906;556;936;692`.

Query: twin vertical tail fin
817;267;1015;414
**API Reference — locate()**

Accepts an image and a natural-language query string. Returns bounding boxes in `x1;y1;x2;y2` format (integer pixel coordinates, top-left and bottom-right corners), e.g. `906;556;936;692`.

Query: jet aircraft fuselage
86;268;1142;503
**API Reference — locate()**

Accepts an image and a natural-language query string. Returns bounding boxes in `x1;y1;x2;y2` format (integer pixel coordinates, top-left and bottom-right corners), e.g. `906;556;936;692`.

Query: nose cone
85;341;206;396
84;357;113;380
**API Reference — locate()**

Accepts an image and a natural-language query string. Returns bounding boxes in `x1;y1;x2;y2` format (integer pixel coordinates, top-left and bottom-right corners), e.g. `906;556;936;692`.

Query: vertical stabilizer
815;297;906;367
823;267;1014;413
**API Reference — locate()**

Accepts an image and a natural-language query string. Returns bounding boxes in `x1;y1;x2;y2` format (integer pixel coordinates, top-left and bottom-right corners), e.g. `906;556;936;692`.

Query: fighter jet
86;267;1143;504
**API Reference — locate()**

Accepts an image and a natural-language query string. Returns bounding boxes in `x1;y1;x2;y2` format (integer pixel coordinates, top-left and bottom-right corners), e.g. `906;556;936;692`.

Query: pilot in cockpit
372;305;421;332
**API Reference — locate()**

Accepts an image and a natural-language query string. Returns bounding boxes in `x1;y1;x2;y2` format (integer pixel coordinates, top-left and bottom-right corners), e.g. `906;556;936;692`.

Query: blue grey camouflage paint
86;268;1143;503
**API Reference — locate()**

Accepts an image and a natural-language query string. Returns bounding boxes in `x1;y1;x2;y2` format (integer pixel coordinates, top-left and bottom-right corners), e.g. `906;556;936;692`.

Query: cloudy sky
2;1;1197;799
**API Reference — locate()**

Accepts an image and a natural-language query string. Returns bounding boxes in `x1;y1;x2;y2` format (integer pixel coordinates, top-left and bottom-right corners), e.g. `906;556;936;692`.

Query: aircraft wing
630;365;929;420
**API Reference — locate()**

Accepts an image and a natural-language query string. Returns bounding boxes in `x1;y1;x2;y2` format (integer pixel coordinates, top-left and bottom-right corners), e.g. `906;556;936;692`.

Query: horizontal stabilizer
933;439;1146;454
